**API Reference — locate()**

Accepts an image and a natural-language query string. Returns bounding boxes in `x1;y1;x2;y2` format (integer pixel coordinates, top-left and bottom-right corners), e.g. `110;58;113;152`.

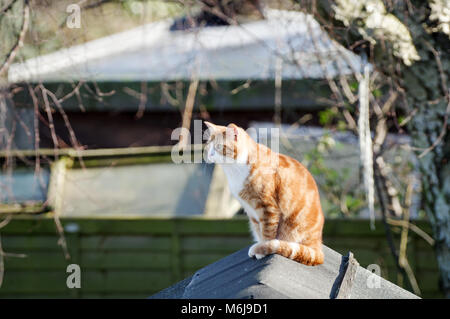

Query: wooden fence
0;216;442;298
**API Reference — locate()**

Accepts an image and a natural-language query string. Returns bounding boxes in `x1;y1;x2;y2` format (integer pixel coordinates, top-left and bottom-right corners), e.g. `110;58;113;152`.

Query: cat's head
204;121;249;164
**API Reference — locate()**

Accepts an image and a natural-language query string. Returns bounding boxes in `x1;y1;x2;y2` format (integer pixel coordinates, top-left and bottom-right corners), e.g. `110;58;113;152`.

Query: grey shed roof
8;9;367;83
151;245;419;299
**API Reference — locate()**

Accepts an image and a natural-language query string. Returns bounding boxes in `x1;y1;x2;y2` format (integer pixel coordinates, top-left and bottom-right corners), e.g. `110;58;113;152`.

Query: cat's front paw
248;243;266;260
248;243;258;258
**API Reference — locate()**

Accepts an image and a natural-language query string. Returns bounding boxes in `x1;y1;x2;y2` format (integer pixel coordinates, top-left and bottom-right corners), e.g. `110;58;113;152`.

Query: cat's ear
204;121;216;141
227;123;239;142
204;121;217;131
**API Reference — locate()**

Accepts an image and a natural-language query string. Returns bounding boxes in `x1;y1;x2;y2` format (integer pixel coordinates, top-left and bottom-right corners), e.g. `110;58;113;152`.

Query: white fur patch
207;142;257;228
235;147;249;165
248;219;262;243
270;239;280;252
288;242;299;258
309;247;316;261
248;243;258;258
219;159;258;224
206;143;215;163
239;199;259;223
221;163;250;198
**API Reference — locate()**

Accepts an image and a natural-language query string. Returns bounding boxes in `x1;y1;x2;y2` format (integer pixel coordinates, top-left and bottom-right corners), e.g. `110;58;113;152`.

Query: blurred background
0;0;448;298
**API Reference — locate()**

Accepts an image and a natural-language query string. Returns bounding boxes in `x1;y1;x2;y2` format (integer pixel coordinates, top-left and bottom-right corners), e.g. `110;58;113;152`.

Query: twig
372;102;416;291
0;214;12;230
398;108;418;127
92;82;115;97
73;83;86;112
179;77;199;149
230;80;252;95
53;214;71;260
398;178;421;295
374;162;412;291
0;215;13;288
28;84;43;187
135;82;148;119
304;15;358;132
160;82;181;107
43;86;86;169
39;84;59;160
0;2;29;77
386;218;435;246
57;81;84;104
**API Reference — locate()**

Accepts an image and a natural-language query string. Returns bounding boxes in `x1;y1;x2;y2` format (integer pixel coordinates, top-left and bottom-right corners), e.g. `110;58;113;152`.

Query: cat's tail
250;239;324;266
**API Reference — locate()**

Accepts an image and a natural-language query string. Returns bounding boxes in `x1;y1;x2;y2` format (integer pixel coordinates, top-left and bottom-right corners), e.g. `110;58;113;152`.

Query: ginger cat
204;122;324;266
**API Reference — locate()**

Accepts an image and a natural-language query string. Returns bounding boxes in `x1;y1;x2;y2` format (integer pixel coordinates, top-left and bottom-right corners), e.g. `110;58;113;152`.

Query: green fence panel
0;216;440;298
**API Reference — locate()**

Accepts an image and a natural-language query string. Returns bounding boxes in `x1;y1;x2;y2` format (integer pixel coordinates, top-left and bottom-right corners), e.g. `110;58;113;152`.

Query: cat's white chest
220;163;260;221
220;163;250;198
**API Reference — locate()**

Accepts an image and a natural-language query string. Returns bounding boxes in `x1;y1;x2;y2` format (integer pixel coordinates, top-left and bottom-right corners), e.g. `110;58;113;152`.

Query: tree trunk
406;70;450;298
311;0;450;297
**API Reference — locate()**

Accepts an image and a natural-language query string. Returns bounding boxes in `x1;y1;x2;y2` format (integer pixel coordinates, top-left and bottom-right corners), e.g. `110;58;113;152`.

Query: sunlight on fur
205;121;324;266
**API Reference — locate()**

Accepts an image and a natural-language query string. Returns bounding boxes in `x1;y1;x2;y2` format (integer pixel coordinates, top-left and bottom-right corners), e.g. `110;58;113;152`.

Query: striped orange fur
205;121;324;266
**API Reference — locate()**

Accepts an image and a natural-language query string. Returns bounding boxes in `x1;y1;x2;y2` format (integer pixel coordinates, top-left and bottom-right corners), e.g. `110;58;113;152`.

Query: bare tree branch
179;77;199;149
0;1;29;77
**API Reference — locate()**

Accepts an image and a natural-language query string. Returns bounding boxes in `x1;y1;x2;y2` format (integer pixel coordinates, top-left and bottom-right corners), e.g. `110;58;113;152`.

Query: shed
8;9;366;83
151;245;419;299
2;9;370;218
6;8;371;153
